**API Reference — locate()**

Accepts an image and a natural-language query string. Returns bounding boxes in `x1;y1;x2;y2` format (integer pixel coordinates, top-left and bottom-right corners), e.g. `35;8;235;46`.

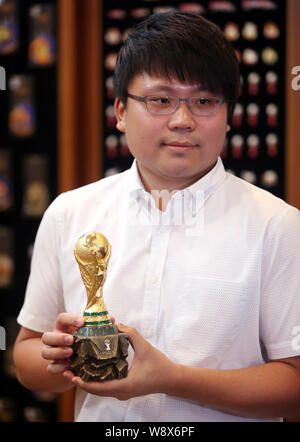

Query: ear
114;97;126;133
226;123;231;133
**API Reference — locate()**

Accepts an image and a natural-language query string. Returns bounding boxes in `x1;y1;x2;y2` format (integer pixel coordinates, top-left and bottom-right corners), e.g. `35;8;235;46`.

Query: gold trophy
70;232;129;382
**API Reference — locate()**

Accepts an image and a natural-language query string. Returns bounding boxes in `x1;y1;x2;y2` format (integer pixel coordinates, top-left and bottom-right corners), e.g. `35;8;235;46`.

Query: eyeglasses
127;93;225;117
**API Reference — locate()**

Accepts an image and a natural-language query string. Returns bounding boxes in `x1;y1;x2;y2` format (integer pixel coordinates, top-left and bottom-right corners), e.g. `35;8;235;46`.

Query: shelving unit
0;0;58;422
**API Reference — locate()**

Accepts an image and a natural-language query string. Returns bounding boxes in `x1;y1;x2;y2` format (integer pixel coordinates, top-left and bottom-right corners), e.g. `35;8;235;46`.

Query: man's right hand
41;313;85;375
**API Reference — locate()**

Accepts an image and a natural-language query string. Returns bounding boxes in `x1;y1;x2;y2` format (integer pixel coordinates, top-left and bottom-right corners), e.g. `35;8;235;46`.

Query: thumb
117;323;145;351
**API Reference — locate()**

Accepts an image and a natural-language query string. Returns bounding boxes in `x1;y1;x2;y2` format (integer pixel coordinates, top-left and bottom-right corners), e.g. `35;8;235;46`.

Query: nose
167;100;196;131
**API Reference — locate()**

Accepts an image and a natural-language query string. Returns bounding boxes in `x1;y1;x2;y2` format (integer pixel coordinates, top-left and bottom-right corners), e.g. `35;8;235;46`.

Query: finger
117;323;144;351
42;332;74;347
71;375;128;397
54;313;85;333
42;345;73;361
63;369;75;381
47;360;71;375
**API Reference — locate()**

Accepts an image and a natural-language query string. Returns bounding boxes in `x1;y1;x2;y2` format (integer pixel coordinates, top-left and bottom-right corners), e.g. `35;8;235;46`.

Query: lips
163;141;198;152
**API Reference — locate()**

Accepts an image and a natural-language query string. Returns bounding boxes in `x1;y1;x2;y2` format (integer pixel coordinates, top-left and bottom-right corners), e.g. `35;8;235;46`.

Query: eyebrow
142;85;210;94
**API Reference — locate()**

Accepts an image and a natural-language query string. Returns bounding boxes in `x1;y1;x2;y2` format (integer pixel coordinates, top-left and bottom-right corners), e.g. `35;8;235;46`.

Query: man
13;12;300;422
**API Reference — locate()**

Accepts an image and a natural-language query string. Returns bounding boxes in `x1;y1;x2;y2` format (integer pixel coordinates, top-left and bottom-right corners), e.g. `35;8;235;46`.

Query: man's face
114;73;230;191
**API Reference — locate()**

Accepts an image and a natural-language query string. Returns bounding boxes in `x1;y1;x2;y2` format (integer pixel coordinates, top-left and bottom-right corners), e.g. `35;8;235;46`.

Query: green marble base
75;324;118;337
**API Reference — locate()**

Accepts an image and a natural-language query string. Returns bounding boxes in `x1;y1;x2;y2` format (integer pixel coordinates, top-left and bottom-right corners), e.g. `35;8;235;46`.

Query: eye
197;98;210;105
150;96;170;104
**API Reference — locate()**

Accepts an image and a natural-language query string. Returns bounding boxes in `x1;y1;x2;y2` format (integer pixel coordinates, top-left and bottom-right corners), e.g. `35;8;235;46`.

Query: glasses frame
127;93;225;117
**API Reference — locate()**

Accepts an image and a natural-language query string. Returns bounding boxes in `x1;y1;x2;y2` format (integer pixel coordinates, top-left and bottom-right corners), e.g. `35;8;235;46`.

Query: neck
135;161;217;212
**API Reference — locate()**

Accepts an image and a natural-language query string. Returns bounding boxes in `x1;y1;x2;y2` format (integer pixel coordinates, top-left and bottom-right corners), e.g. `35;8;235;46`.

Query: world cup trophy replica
69;232;129;382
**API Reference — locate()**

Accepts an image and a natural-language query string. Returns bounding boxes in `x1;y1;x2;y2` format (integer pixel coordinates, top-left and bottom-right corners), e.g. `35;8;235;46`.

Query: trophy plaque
70;232;129;382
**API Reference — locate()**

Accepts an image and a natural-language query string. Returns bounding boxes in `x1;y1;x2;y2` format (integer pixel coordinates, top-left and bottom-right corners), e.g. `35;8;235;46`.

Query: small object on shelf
105;135;118;159
242;22;258;40
28;3;56;67
261;47;278;65
247;72;260;96
266;103;278;127
22;155;50;218
8;75;36;138
105;76;114;100
179;3;205;14
231;134;244;159
242;0;277;11
242;48;259;66
266;133;278;157
104;27;122;46
153;6;177;14
130;8;151;19
209;1;237;13
232;103;244;127
104;52;118;71
0;0;19;55
0;226;14;288
240;170;257;184
263;21;280;39
107;9;127;20
247;134;260;159
265;71;278;95
105;105;117;129
0;150;13;212
261;170;278;188
246;103;259;127
104;167;121;178
224;22;240;41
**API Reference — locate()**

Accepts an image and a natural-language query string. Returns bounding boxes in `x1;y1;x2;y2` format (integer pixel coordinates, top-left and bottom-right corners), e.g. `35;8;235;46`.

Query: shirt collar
127;157;226;215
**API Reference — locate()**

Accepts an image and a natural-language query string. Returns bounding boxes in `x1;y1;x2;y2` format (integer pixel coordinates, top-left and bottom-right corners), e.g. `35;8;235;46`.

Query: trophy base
70;325;129;382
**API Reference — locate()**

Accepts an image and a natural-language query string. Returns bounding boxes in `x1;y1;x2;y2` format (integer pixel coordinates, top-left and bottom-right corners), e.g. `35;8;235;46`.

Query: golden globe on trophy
69;232;129;382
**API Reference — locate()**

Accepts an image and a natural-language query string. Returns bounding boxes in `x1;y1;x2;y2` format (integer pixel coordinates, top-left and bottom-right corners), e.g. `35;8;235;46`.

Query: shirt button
152;276;159;285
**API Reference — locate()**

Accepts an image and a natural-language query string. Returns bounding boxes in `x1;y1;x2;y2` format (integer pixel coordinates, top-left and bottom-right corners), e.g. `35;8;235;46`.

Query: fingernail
64;348;73;356
75;318;84;327
65;335;73;345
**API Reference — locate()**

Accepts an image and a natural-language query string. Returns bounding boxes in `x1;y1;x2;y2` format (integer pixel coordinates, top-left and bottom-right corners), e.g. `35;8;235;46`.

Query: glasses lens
146;96;177;114
191;97;221;116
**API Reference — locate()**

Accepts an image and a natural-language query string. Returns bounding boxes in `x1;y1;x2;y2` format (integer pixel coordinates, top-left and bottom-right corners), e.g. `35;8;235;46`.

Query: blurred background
0;0;299;422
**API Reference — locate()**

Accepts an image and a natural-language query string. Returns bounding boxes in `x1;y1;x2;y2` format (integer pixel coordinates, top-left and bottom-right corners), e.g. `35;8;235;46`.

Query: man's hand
63;323;179;400
41;313;85;375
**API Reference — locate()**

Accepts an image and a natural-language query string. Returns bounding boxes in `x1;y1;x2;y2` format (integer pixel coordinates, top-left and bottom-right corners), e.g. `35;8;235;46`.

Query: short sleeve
17;194;66;333
260;207;300;360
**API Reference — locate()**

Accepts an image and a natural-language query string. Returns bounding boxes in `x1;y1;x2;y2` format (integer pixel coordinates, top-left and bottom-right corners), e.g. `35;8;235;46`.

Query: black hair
113;12;240;121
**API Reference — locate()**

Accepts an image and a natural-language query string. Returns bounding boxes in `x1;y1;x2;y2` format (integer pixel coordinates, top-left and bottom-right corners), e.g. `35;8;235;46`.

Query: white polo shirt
17;157;300;422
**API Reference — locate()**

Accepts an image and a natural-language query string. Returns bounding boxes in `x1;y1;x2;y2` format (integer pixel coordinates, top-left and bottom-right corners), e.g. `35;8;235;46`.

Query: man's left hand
63;323;179;400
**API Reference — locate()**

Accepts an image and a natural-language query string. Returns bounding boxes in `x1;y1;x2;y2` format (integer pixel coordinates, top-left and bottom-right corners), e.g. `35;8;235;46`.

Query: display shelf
102;0;286;199
0;0;58;422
